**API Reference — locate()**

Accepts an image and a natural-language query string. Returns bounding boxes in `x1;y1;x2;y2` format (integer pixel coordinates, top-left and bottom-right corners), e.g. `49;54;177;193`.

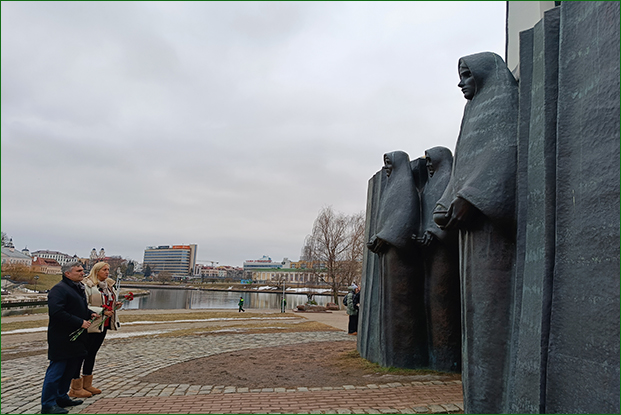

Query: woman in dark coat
434;52;518;414
367;150;428;369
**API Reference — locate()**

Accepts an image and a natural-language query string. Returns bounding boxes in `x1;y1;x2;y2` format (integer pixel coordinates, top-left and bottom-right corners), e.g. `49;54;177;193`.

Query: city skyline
1;2;506;266
2;237;287;268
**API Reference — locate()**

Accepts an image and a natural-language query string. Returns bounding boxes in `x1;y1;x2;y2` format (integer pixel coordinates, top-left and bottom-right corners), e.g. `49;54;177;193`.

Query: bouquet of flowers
69;292;134;341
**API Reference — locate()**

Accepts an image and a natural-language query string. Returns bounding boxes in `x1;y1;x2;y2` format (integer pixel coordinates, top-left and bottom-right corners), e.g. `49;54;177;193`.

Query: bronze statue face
383;154;393;177
425;155;435;177
458;61;476;100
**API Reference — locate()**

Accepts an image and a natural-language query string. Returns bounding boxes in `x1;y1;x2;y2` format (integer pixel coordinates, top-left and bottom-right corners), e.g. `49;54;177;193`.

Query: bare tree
302;206;366;306
156;270;172;282
2;263;35;282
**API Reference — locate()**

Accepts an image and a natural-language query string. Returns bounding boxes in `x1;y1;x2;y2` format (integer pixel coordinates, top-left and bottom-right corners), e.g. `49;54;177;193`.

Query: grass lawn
23;274;62;291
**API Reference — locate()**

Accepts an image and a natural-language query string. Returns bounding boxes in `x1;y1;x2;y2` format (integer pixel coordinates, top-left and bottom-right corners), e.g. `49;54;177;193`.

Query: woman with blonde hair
68;261;120;398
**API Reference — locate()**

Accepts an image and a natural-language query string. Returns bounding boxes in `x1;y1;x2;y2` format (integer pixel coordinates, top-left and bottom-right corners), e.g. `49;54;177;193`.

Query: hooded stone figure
434;52;518;413
414;146;461;373
367;150;428;369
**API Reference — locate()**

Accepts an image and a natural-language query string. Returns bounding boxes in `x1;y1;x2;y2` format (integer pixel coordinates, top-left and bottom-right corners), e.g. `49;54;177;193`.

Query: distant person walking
40;262;98;414
344;285;360;335
238;297;245;312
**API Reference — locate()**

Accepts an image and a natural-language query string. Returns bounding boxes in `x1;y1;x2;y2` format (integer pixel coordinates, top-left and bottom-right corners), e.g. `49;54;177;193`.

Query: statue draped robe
436;52;519;414
368;151;428;369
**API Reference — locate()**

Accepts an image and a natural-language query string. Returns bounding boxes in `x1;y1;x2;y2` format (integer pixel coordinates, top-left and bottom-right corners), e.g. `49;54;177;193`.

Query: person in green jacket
238;297;245;312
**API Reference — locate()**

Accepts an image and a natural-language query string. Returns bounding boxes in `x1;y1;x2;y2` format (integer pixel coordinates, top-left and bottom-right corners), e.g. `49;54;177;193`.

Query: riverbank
122;282;346;297
0;288;149;310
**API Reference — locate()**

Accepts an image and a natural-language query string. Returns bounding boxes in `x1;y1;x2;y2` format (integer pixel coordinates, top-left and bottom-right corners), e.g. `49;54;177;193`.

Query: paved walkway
1;310;463;414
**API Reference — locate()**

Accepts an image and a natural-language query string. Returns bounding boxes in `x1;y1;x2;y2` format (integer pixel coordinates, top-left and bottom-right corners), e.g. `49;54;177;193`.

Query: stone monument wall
358;169;385;365
508;2;620;413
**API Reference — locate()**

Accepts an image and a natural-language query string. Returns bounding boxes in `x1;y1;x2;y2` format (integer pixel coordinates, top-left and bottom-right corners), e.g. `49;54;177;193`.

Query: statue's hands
367;235;386;253
414;231;434;247
445;197;476;230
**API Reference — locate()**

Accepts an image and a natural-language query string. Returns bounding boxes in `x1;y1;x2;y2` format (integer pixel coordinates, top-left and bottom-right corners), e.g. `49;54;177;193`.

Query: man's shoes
40;404;69;414
348;332;357;335
57;397;83;407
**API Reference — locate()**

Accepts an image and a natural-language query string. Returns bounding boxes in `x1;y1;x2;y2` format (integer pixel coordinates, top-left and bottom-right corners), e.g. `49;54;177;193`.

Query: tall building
143;244;197;277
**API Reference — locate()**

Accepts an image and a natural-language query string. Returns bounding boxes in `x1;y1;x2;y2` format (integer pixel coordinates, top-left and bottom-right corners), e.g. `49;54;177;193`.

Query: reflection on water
123;288;336;310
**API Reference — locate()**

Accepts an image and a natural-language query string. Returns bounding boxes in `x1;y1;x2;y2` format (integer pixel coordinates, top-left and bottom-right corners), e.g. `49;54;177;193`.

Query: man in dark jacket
40;261;98;414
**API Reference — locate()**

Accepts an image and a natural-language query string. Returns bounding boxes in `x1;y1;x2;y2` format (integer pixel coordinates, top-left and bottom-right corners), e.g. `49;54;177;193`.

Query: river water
122;287;337;310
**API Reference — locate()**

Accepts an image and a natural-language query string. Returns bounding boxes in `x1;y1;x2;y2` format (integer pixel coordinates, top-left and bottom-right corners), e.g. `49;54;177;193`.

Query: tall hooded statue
367;151;428;369
414;146;461;373
434;52;518;413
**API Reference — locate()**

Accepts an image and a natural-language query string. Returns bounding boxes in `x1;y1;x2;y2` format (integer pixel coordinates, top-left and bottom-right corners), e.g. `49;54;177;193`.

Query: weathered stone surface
507;2;619;414
358;169;385;365
545;2;620;413
507;7;560;414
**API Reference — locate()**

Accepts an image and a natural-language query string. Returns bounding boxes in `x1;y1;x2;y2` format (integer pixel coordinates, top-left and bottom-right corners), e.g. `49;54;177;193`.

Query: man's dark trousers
41;357;83;408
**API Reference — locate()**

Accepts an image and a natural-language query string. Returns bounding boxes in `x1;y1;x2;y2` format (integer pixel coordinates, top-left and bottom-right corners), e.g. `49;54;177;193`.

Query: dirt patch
141;340;461;388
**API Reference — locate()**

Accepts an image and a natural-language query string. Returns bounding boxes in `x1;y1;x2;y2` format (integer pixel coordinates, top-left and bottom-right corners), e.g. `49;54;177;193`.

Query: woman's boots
82;375;102;395
68;378;92;398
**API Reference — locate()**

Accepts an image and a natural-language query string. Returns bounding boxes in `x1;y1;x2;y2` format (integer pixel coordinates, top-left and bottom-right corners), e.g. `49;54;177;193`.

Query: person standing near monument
74;261;121;397
40;262;98;414
344;285;360;335
434;52;518;413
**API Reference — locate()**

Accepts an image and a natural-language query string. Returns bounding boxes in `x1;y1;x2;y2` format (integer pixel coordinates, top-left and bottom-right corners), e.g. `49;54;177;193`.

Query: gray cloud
1;1;505;265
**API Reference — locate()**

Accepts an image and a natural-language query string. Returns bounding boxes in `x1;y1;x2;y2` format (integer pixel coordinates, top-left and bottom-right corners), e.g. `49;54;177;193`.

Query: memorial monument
433;51;519;414
415;147;460;373
366;151;428;369
358;2;618;413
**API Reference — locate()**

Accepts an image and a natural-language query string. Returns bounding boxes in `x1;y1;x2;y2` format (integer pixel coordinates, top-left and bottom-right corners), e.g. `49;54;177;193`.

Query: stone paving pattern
1;332;463;414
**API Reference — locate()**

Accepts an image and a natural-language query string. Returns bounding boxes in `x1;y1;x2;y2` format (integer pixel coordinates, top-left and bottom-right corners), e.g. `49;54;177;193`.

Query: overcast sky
1;1;506;267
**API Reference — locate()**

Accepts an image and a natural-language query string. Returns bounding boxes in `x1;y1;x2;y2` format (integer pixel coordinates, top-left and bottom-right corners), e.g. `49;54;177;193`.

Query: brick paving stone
1;331;462;415
412;406;430;413
427;404;447;413
440;403;460;412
